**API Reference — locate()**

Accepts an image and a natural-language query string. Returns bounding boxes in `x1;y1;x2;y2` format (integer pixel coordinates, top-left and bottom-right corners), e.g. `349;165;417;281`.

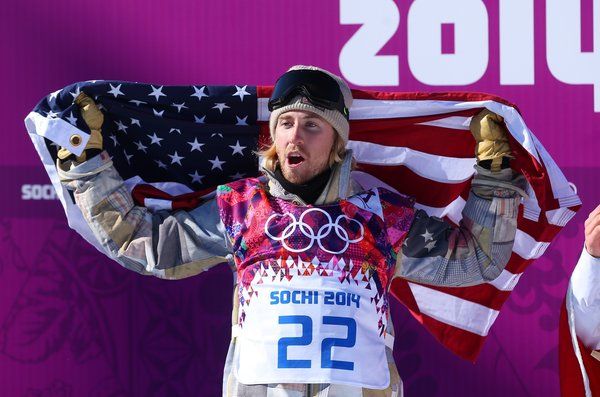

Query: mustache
285;146;307;157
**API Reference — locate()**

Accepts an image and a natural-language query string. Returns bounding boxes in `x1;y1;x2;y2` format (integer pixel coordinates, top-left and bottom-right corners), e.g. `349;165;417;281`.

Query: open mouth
287;153;305;166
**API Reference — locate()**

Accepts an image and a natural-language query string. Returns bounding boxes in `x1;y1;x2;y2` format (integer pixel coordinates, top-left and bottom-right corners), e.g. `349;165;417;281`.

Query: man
560;206;600;396
57;65;525;397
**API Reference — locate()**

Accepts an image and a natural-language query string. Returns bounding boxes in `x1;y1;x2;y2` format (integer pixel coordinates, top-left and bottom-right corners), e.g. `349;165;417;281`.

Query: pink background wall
1;1;599;396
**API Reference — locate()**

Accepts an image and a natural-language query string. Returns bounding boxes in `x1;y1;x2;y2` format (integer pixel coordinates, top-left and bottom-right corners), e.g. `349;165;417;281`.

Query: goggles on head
268;69;349;120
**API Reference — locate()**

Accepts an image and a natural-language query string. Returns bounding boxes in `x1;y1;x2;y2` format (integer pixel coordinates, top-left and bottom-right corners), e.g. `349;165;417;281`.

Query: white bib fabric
233;256;390;389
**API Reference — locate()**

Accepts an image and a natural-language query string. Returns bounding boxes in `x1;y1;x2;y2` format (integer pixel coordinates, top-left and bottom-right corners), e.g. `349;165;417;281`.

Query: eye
305;121;320;130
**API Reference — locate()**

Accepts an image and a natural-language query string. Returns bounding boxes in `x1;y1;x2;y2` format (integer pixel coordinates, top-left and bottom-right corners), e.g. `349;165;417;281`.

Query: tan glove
58;92;104;163
469;109;513;172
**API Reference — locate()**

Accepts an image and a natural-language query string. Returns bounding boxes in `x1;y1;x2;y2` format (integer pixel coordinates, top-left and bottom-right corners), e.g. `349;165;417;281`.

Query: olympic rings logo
264;208;364;254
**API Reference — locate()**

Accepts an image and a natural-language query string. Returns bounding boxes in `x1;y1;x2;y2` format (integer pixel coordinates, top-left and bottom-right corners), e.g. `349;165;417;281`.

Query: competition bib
234;256;390;389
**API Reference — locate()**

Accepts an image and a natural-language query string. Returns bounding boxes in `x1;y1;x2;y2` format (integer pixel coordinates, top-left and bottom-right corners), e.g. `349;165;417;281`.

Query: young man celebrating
57;65;525;397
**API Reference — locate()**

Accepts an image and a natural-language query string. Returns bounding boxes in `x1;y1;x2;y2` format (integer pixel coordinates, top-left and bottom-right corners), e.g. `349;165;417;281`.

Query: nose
288;123;304;145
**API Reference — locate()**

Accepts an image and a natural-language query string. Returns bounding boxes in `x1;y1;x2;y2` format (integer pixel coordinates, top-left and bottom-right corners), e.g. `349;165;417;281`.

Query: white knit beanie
268;65;353;144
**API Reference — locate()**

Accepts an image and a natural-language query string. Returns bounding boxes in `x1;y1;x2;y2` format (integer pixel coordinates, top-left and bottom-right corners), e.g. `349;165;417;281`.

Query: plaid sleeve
396;166;523;287
57;151;231;280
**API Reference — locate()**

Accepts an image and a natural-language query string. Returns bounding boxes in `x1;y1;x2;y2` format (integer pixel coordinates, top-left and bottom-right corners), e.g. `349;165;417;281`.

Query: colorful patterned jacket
58;149;524;397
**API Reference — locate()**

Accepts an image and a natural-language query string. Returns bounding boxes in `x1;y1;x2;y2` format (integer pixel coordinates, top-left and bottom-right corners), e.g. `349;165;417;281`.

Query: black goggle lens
268;69;348;119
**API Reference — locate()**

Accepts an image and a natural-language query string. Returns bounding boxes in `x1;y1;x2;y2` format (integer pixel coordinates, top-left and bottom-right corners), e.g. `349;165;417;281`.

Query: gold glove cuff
470;109;513;171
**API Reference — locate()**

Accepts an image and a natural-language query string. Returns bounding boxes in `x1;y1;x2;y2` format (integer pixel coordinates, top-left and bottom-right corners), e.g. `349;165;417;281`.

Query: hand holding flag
57;93;104;163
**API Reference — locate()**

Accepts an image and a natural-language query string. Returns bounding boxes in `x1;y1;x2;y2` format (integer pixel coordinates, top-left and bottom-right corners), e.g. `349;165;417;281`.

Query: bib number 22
277;315;356;370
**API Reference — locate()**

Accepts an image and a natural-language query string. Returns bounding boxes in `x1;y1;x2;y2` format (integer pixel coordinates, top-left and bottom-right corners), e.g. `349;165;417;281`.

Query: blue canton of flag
33;81;260;192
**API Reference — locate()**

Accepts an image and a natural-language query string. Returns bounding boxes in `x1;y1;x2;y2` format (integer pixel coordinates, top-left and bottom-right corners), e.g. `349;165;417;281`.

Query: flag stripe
356;164;471;209
351;122;475;158
487;269;523;291
416;116;472;130
350;141;476;182
408;282;500;336
419;313;486;362
350;90;519;107
409;283;511;312
514;229;551;259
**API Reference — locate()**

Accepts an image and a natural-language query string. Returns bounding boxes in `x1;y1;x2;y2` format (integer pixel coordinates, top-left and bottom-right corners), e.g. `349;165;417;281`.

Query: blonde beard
279;160;330;184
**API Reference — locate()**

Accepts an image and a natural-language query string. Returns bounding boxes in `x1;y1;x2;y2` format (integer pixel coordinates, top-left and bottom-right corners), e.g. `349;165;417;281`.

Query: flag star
108;83;124;98
209;156;225;170
421;229;433;242
171;102;188;112
168;151;184;165
235;115;248;126
129;99;146;106
194;115;206;124
232;85;251;101
130;118;141;127
134;140;148;153
114;119;128;132
212;102;230;113
97;103;106;111
169;128;181;134
424;240;437;252
49;89;61;101
188;170;205;184
155;159;167;169
211;133;223;138
230;172;246;179
69;86;81;99
147;132;164;146
188;138;204;152
148;85;166;101
124;151;133;164
403;237;409;247
191;86;208;101
153;109;164;118
229;140;246;156
109;134;118;146
46;110;58;118
66;112;78;125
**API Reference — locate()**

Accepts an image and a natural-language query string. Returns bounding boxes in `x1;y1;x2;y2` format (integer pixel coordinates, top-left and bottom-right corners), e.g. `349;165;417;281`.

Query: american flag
25;81;581;361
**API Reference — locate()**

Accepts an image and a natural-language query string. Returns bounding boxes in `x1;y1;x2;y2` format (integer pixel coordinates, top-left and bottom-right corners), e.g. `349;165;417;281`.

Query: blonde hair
258;133;348;172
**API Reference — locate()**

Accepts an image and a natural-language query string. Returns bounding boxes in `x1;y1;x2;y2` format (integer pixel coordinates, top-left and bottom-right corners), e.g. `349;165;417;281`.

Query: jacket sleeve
57;151;231;280
395;165;524;287
569;247;600;350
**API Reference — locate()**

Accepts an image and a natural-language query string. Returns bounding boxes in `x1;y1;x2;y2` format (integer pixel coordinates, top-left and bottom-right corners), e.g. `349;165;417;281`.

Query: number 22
277;315;357;370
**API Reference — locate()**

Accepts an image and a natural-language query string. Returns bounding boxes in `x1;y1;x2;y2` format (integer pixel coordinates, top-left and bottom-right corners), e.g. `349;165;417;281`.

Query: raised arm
396;109;525;287
57;93;231;279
